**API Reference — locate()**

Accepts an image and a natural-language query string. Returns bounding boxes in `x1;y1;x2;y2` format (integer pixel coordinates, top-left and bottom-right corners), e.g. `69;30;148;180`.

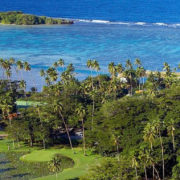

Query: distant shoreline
146;70;180;77
0;11;74;25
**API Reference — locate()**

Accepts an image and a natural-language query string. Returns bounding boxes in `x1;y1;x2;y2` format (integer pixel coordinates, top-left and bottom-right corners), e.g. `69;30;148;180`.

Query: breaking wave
70;18;180;28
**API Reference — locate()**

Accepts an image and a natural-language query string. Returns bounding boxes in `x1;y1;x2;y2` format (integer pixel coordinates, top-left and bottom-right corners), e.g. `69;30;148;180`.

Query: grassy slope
0;133;102;180
20;148;101;180
0;138;38;152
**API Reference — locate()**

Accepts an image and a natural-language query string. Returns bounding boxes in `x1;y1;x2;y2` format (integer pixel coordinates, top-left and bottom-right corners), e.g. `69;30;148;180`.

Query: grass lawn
0;139;102;180
16;100;42;107
21;148;102;180
0;138;39;153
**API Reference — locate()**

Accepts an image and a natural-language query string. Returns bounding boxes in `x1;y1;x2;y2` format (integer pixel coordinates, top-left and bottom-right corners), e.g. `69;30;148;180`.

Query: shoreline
146;70;180;77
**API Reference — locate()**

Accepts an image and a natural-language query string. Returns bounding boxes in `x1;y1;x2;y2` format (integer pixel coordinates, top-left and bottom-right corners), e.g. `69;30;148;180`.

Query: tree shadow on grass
0;160;10;165
12;173;30;178
0;167;16;173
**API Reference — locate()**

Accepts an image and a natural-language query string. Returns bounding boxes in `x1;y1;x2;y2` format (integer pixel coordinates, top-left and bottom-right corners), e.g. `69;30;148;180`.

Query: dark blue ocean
1;0;180;23
0;0;180;89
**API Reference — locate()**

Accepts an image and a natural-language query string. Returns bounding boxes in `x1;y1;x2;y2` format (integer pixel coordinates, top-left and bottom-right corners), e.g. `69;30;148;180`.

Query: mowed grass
0;138;102;180
0;138;39;153
16;100;42;107
21;148;102;180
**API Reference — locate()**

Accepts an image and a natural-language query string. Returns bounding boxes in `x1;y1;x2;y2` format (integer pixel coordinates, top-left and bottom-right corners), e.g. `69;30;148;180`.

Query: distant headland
0;11;73;25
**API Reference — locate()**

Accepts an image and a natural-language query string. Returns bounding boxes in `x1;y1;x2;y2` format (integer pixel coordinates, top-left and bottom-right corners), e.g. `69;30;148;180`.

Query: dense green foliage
0;57;180;179
0;11;73;25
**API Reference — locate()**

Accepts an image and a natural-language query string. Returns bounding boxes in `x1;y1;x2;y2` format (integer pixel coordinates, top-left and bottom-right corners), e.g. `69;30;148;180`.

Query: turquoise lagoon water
0;22;180;89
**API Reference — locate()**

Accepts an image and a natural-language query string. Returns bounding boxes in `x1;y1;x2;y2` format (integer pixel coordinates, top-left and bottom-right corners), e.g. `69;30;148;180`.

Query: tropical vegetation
0;57;180;179
0;11;73;25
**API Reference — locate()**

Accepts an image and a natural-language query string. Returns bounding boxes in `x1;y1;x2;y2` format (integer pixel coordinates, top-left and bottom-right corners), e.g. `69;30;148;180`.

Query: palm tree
24;61;37;89
48;155;62;179
93;60;100;73
87;60;97;130
76;104;86;155
19;80;26;98
9;57;15;65
139;149;149;180
87;59;94;87
0;58;5;79
166;119;175;151
109;79;119;100
46;67;58;84
53;61;59;69
89;89;96;130
58;58;65;71
2;60;12;81
45;76;51;86
131;155;138;180
178;64;180;69
136;66;145;91
40;69;46;77
116;63;124;77
126;59;133;69
153;119;165;180
143;122;158;179
53;100;74;152
134;58;141;68
143;122;156;150
24;61;31;72
124;60;134;95
5;69;12;81
93;60;101;87
108;62;116;81
16;60;24;80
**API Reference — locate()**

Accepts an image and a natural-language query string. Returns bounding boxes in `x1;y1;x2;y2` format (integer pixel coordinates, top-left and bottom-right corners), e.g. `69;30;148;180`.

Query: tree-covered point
0;11;73;25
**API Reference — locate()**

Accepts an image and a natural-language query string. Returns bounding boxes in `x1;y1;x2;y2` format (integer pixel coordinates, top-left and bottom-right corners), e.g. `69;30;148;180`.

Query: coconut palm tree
16;60;24;80
124;60;134;95
46;67;58;84
9;57;15;65
134;58;141;68
0;58;5;79
53;100;74;152
48;155;62;179
93;60;100;73
143;122;156;150
139;149;149;180
58;58;65;71
53;61;59;69
178;64;180;69
131;155;138;180
153;119;165;180
116;63;124;77
40;69;46;77
24;61;31;72
87;60;97;130
19;80;26;97
45;76;51;86
5;69;12;81
93;60;101;87
136;67;145;91
166;119;175;151
76;104;86;155
108;62;116;81
1;60;12;81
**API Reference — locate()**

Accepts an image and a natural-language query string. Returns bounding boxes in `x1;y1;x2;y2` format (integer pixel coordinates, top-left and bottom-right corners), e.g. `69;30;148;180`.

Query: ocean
0;0;180;89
